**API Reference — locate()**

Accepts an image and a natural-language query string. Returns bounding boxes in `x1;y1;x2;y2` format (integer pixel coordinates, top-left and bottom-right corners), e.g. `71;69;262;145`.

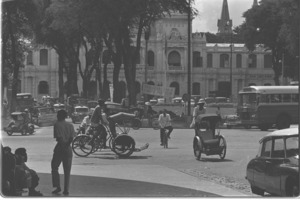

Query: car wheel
259;124;269;131
276;115;290;130
286;179;299;197
131;118;141;130
251;185;264;196
21;129;27;136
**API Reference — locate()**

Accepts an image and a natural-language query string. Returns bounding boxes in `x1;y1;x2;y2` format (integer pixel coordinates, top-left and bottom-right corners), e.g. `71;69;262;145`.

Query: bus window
282;94;291;103
239;93;257;105
270;94;281;103
291;94;298;102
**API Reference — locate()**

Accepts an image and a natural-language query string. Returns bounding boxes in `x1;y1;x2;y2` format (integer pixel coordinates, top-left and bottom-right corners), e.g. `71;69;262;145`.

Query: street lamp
226;21;233;100
187;0;191;115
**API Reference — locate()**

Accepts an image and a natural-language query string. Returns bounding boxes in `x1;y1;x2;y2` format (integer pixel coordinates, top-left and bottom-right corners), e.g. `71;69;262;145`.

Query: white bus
237;86;298;131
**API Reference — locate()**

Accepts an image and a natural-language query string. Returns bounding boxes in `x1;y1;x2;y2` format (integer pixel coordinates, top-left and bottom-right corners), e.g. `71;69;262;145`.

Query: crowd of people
2;97;217;196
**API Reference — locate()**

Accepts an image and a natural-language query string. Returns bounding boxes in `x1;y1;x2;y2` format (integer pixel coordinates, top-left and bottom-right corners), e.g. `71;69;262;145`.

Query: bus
237;86;298;131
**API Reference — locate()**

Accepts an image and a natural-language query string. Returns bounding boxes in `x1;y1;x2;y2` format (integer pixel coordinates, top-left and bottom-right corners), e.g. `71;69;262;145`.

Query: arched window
148;50;154;66
207;53;213;68
220;54;229;68
40;49;48;65
192;82;200;95
264;83;271;86
38;81;49;94
193;51;202;68
27;51;33;65
236;54;242;68
248;83;256;86
264;54;272;68
147;81;155;85
248;54;257;68
170;82;180;95
168;51;181;66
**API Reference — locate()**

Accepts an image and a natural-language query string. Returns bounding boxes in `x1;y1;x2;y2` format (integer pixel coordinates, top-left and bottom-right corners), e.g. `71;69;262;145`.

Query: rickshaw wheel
72;135;93;157
112;134;135;157
131;118;141;130
193;137;202;160
219;136;227;160
6;131;13;136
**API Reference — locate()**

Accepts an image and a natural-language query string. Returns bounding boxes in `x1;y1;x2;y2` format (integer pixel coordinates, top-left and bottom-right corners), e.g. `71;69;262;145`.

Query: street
1;122;285;197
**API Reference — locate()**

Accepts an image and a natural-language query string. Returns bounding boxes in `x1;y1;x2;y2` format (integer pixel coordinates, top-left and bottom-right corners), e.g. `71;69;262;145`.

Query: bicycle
161;128;170;148
72;122;137;157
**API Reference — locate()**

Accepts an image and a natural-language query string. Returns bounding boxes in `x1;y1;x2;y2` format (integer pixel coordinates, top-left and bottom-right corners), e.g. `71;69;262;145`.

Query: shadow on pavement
36;173;219;197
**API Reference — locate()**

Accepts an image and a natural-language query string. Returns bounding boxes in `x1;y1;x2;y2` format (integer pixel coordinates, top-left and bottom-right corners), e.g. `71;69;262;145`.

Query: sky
192;0;254;33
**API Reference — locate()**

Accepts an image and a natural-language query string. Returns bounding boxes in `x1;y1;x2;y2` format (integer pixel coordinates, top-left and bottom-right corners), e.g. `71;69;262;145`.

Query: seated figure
14;148;43;196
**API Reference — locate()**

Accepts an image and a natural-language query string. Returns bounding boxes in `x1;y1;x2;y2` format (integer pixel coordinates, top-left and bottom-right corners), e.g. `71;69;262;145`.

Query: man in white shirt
158;109;173;145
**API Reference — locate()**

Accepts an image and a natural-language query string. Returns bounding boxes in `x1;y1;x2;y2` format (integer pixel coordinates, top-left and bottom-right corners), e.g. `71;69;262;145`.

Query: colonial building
19;0;274;102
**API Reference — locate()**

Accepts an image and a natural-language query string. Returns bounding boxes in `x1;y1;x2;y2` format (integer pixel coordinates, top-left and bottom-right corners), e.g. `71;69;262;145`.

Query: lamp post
187;0;191;115
226;21;233;100
144;26;150;102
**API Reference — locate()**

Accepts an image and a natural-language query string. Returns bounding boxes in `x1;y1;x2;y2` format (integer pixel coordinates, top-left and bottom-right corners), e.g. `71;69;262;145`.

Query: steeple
253;0;258;7
217;0;232;35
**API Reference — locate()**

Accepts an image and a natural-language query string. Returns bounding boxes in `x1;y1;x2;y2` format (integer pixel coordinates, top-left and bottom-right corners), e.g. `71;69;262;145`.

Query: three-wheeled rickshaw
193;114;227;160
4;112;35;136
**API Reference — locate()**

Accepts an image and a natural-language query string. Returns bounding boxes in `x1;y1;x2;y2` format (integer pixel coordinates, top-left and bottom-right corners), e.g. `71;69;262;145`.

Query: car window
286;136;299;157
272;138;285;158
261;139;272;157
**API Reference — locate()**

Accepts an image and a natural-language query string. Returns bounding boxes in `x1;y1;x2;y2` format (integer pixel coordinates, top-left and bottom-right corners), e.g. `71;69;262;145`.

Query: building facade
20;1;274;102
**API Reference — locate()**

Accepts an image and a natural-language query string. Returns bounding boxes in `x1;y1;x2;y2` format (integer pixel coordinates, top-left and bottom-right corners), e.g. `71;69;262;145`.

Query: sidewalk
31;161;248;197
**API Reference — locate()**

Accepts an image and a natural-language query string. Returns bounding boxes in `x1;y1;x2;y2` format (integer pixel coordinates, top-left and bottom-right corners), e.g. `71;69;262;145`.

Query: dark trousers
51;144;73;192
160;126;173;143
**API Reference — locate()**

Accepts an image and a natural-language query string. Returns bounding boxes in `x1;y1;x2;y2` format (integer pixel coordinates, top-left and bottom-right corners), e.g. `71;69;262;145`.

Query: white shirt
158;113;171;128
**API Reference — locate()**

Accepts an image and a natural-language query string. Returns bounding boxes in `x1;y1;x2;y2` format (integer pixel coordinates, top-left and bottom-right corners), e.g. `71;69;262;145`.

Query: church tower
217;0;232;37
253;0;258;7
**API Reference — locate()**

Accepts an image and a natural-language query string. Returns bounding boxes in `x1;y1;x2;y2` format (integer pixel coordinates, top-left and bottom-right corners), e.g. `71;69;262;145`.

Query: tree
2;0;38;112
241;0;299;85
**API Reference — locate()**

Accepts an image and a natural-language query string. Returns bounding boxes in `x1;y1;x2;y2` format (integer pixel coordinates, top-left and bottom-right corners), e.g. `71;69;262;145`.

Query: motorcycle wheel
131;118;141;130
112;134;135;157
21;129;27;136
6;130;13;136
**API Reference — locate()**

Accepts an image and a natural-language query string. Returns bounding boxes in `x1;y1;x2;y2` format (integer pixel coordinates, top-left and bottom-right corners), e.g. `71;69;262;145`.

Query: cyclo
4;112;35;136
72;112;149;158
193;114;227;160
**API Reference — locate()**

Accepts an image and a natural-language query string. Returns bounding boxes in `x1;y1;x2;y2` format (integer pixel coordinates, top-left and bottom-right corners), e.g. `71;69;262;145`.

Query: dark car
246;128;299;197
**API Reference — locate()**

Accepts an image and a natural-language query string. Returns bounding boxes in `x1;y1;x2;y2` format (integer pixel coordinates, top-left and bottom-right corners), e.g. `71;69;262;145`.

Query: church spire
253;0;258;7
217;0;232;35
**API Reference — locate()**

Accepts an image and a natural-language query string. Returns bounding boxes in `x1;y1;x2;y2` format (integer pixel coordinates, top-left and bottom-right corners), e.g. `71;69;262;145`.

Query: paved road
2;123;287;197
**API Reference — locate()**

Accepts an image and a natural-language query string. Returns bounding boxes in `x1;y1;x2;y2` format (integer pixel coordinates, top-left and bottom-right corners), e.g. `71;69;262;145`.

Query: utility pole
187;0;191;115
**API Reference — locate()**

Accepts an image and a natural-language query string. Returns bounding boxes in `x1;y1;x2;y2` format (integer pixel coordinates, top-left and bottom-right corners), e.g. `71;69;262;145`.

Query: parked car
71;106;89;123
172;97;183;104
245;128;299;197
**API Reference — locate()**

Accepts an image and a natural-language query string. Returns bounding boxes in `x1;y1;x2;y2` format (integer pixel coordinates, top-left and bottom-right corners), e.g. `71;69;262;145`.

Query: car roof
260;128;299;143
74;106;88;108
11;112;23;115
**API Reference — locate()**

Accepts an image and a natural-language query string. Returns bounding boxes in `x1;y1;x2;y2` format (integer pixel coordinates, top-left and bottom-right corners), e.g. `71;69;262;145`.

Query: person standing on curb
51;109;76;196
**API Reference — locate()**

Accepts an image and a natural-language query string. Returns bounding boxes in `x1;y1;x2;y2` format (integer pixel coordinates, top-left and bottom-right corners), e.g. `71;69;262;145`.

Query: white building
19;0;274;102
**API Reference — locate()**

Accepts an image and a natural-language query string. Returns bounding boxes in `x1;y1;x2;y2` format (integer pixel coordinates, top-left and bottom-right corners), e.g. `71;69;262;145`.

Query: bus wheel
276;115;290;130
259;124;269;131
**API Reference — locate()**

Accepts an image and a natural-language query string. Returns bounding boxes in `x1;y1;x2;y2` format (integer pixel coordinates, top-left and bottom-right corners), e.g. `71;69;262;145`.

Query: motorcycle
5;112;35;136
